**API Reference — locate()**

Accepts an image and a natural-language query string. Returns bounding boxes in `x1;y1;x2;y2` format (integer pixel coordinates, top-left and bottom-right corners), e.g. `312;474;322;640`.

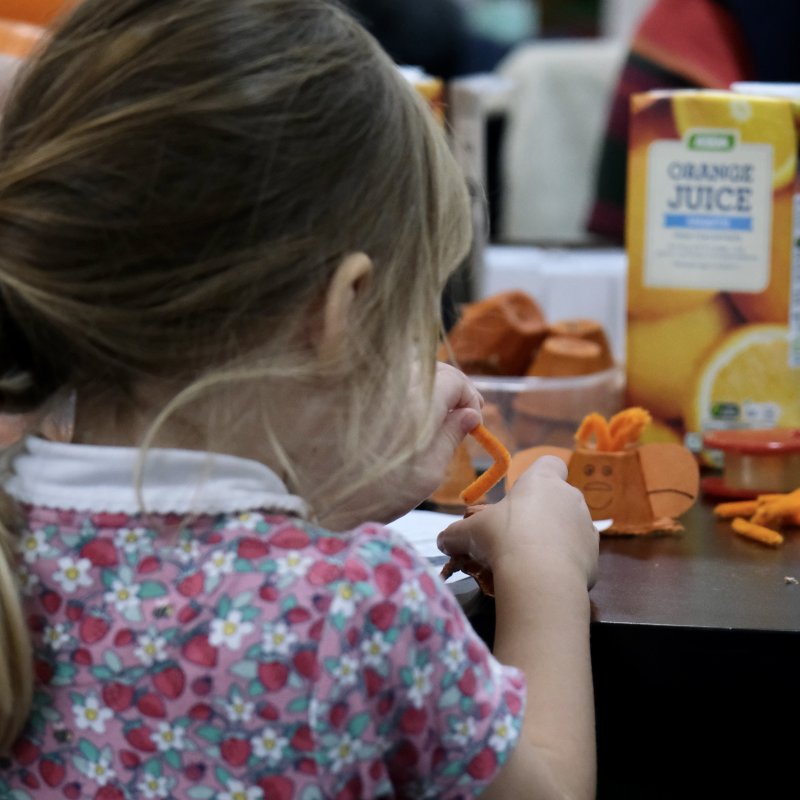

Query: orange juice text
625;89;800;454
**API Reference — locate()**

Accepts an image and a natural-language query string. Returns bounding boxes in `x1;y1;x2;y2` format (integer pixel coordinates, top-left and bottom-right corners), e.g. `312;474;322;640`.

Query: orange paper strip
459;424;511;505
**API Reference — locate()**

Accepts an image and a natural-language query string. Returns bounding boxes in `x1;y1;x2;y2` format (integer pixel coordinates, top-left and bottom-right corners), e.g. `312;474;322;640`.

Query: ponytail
0;295;65;752
0;513;31;754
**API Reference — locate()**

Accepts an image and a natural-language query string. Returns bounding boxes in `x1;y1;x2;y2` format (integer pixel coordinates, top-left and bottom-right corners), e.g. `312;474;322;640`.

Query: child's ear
317;252;373;360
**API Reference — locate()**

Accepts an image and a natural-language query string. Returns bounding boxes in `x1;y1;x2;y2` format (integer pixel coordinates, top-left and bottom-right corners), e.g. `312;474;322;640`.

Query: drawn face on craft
568;451;625;514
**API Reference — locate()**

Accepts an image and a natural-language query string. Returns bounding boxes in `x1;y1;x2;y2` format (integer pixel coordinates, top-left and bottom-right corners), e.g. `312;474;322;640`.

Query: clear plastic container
466;365;626;469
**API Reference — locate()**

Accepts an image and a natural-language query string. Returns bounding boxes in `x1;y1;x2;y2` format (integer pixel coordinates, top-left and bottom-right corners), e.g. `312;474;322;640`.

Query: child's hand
404;360;483;491
437;455;598;589
448;456;599;800
379;361;483;520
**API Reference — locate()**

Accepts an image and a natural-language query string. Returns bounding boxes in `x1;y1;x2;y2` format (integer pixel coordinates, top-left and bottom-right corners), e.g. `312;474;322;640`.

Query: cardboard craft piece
438;289;548;376
507;442;700;535
526;336;608;378
548;318;614;365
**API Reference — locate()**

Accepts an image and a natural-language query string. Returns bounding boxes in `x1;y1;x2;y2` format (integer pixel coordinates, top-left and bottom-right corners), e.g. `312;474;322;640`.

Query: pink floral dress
0;438;525;799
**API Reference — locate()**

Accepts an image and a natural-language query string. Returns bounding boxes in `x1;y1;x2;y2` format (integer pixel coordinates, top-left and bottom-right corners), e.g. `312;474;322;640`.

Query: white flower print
261;621;297;656
219;780;263;800
43;623;71;651
330;582;358;616
104;578;141;614
361;632;391;667
440;640;466;672
18;529;50;563
174;537;200;563
224;692;255;724
228;512;264;531
152;721;186;752
73;694;113;734
407;663;434;708
250;727;289;763
328;733;361;772
401;579;426;613
448;716;477;747
331;654;359;688
489;713;518;752
209;608;254;650
82;753;115;786
115;527;150;554
276;550;313;579
138;774;172;799
53;556;93;593
134;632;168;666
202;549;235;578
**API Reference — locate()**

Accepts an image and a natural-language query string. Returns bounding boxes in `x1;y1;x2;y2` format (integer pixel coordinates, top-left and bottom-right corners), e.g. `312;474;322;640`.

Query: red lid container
702;429;800;497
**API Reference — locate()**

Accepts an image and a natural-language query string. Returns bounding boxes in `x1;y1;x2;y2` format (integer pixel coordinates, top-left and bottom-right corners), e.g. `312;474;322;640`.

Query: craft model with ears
506;408;700;534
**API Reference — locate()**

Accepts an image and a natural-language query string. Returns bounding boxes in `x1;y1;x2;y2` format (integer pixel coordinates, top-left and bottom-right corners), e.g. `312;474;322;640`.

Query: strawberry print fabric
1;505;525;799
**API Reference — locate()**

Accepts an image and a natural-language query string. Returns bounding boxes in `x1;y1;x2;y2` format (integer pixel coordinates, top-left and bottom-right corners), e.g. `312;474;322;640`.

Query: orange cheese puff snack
753;493;800;527
731;517;784;547
459;424;511;505
713;500;758;519
750;488;800;527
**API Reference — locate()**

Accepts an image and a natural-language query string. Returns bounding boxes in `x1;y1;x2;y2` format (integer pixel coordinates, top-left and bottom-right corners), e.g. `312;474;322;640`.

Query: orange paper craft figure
507;408;699;534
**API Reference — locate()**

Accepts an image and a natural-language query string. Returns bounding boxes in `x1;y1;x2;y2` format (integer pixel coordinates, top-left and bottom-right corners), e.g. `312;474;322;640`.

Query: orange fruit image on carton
625;89;800;448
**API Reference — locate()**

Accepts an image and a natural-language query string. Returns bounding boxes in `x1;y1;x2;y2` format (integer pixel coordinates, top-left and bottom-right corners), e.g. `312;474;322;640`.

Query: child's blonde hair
0;0;471;750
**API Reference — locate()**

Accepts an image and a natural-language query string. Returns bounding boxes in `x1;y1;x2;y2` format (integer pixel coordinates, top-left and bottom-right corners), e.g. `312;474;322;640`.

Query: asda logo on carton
688;131;736;152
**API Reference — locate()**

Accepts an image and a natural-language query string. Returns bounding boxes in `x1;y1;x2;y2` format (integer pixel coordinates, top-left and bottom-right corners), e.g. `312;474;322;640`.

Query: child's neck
69;381;337;498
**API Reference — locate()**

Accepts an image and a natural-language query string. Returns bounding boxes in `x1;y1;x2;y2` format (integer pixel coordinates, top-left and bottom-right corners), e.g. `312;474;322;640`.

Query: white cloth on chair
498;39;626;243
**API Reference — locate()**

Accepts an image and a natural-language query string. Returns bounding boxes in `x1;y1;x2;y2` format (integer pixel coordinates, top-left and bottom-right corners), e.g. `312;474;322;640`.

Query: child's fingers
437;509;485;559
445;407;483;441
435;362;483;414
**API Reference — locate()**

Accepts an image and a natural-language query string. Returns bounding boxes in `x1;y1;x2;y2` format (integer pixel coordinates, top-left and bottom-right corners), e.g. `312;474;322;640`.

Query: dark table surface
463;497;800;797
590;498;800;631
589;499;800;798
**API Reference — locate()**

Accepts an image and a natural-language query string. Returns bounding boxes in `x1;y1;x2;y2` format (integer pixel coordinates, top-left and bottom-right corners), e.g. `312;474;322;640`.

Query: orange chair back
0;18;44;59
0;0;75;26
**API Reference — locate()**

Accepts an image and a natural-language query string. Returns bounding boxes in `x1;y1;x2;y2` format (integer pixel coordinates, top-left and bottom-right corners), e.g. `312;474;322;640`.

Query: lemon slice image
685;324;800;432
673;93;797;190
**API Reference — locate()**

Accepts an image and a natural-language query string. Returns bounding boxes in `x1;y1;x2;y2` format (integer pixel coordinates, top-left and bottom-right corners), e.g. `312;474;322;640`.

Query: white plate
390;510;611;582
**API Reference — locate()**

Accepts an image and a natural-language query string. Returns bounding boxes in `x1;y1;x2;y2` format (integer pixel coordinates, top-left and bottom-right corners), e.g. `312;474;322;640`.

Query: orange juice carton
625;89;800;458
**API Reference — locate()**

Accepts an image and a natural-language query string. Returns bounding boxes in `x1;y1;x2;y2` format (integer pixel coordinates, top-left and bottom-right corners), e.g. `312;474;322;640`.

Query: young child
0;1;598;798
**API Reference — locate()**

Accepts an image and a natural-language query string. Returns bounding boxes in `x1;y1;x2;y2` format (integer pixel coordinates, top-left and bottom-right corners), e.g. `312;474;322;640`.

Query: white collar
3;436;309;517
